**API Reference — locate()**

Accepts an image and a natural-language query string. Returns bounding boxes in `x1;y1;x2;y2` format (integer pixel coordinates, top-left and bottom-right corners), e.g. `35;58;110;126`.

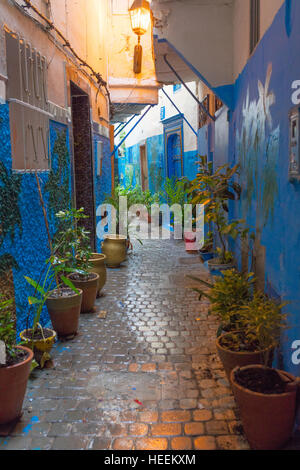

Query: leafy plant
188;269;256;335
53;208;93;277
190;156;248;264
0;162;22;246
0;297;15;361
221;292;287;353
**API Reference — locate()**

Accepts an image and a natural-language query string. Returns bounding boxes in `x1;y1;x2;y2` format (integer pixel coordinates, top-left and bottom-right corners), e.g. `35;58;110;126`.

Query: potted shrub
0;297;33;425
229;296;297;449
188;269;256;337
55;208;99;314
216;292;285;381
190;156;246;273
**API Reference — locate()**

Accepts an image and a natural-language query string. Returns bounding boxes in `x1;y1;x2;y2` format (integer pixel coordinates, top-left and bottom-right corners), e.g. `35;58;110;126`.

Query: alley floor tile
0;239;250;451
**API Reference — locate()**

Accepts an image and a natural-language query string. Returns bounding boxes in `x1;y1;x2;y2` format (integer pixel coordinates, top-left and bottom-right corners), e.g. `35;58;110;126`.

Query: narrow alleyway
0;239;250;451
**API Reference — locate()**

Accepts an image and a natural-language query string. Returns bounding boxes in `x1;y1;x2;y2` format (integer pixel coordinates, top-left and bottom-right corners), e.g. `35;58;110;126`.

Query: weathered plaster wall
233;0;284;80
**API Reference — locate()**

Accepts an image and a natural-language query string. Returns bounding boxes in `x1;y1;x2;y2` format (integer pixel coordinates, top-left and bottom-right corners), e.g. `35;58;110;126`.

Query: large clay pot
67;273;99;313
231;365;298;450
216;332;274;382
101;235;127;268
0;346;33;425
88;254;107;295
46;289;83;337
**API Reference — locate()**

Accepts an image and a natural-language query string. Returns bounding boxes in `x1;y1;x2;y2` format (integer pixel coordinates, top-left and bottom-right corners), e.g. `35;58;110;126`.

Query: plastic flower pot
231;365;298;450
20;328;57;368
0;346;33;425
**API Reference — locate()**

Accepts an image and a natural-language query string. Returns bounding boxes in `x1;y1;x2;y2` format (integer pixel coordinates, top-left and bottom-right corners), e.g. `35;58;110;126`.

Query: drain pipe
163;54;216;122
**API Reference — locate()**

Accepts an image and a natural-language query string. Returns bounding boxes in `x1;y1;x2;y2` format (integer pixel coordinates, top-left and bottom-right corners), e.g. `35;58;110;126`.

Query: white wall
120;81;198;152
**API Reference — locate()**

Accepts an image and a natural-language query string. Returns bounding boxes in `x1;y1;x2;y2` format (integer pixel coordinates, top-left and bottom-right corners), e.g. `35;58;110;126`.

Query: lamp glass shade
129;0;151;36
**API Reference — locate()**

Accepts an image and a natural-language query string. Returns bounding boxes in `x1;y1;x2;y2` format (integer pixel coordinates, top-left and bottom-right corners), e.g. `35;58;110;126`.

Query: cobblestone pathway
0;239;250;451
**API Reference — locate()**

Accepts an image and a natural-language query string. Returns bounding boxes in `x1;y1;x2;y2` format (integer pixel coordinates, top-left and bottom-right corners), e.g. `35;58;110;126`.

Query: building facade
117;82;202;192
0;0;158;334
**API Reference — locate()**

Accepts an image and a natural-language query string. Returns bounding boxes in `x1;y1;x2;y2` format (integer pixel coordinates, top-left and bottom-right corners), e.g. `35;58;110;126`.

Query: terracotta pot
216;332;274;382
0;346;33;425
101;235;127;268
231;365;298;450
88;254;107;295
208;258;235;273
46;289;83;337
67;273;99;313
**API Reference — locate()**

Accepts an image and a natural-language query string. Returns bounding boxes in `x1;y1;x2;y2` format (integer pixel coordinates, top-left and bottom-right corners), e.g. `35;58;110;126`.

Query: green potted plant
190;156;245;272
216;292;284;381
188;269;256;337
20;249;81;366
55;208;99;313
0;297;33;425
229;297;298;450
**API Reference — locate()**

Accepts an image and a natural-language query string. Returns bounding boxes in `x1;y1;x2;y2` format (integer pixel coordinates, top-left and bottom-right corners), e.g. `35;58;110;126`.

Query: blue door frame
163;114;184;179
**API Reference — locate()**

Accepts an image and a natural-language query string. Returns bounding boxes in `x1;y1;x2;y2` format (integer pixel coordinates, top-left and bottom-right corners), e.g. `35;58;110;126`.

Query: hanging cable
20;0;113;118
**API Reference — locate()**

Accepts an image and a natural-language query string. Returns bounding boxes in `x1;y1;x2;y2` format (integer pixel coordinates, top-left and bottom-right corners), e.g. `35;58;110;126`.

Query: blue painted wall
93;133;111;252
119;133;198;192
0;104;72;335
208;0;300;374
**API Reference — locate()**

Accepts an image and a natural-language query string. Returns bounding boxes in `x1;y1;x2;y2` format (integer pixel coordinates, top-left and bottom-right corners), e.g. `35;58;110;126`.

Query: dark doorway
70;82;96;249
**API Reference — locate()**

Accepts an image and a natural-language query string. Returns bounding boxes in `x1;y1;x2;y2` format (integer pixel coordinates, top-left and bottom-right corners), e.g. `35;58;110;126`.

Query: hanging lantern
129;0;151;74
129;0;151;37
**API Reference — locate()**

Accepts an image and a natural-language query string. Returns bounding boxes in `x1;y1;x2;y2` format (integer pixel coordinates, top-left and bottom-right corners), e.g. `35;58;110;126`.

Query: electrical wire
19;0;113;118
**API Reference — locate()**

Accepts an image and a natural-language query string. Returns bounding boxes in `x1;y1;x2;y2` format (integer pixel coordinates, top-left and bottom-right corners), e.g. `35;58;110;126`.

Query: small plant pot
88;254;107;296
184;232;198;253
208;258;235;276
101;235;127;268
0;346;33;425
46;288;83;337
67;273;99;313
216;332;274;382
199;251;214;262
20;328;56;368
231;365;298;450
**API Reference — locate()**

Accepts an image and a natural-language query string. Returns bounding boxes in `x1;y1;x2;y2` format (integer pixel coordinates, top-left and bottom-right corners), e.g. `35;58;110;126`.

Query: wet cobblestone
0;239;250;450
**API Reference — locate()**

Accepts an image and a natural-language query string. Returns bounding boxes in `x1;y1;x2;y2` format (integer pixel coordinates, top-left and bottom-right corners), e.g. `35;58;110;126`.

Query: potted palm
229;298;298;450
0;297;33;425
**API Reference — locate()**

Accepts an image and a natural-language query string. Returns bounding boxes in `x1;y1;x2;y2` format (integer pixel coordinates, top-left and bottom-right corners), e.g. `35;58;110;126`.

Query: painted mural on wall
236;63;280;232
